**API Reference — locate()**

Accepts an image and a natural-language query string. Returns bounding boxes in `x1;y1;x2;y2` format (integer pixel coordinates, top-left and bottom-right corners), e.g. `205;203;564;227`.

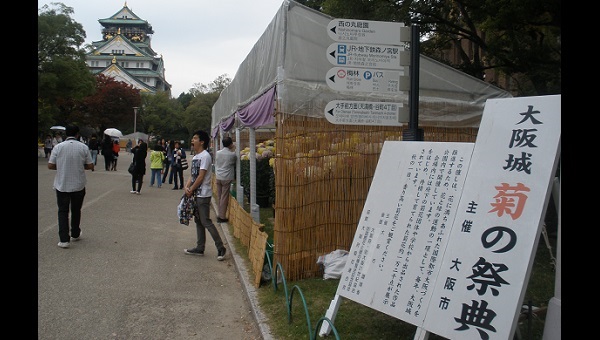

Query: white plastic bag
317;249;349;280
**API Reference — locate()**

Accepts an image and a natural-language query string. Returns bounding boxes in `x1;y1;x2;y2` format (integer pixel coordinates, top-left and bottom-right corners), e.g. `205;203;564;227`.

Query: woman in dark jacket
130;139;148;194
101;135;114;171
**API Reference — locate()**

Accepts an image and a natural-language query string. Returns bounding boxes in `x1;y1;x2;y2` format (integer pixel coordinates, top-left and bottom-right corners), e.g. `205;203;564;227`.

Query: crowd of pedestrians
45;128;230;263
42;132;190;186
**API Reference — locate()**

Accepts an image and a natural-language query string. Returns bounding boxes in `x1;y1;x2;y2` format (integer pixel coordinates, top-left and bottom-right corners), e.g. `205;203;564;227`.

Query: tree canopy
38;3;96;132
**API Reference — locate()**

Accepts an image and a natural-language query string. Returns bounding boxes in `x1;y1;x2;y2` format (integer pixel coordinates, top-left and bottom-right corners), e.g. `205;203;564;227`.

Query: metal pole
402;24;424;141
133;107;139;134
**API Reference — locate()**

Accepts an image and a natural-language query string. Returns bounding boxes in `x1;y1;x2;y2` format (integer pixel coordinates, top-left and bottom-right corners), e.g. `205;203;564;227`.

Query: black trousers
104;153;113;170
56;188;86;243
162;160;171;182
131;172;144;192
173;166;184;188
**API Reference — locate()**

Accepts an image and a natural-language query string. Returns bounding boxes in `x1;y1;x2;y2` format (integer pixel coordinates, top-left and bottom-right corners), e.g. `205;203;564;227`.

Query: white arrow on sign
327;43;410;70
326;67;410;94
327;19;410;44
324;100;409;126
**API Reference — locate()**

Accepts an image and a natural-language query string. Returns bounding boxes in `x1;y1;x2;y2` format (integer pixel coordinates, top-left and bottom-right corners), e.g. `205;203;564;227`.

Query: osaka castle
85;2;171;95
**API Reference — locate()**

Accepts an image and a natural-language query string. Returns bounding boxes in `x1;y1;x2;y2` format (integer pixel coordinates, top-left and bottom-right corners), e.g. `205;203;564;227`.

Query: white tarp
211;0;512;130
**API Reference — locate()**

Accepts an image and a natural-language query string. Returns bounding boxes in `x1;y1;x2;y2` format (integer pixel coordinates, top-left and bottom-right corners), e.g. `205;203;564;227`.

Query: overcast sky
38;0;285;96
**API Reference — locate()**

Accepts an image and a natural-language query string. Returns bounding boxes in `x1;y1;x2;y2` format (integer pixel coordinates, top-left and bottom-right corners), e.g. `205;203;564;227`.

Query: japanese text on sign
336;142;474;326
423;95;561;340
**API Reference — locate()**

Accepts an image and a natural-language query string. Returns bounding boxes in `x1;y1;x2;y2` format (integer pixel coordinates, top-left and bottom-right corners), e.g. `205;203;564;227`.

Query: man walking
214;136;236;223
48;124;94;248
183;130;227;261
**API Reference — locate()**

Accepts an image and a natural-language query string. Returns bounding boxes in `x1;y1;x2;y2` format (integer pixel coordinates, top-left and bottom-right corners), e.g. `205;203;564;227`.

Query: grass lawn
231;203;558;340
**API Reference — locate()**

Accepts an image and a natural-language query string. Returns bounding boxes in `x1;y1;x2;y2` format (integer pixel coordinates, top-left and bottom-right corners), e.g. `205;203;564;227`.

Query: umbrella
104;128;123;138
50;125;65;131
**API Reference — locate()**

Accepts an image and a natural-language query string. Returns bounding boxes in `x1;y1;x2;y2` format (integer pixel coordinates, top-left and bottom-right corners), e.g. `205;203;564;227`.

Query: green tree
180;75;231;139
183;91;220;137
176;92;194;110
38;2;96;133
294;0;326;11
140;92;183;138
320;0;561;96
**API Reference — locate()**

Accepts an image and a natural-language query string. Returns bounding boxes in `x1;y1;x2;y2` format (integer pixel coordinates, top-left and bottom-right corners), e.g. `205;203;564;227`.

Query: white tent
211;0;512;133
207;0;516;283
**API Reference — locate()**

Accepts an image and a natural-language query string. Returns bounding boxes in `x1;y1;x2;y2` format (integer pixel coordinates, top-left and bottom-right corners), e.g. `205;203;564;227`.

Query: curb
212;200;274;340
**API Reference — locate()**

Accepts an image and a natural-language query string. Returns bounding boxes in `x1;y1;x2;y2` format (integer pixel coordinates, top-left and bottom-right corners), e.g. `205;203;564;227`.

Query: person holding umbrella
101;135;114;171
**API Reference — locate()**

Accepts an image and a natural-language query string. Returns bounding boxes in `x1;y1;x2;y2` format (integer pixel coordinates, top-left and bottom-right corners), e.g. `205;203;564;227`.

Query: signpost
325;67;409;94
327;19;410;44
324;100;408;126
326;42;410;70
324;18;411;127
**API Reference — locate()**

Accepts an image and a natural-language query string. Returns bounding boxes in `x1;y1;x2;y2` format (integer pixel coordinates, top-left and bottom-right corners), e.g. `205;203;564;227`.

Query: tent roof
211;0;512;131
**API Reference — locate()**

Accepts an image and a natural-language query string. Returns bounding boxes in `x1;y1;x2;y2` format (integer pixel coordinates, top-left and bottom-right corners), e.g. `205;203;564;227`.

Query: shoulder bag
180;158;189;170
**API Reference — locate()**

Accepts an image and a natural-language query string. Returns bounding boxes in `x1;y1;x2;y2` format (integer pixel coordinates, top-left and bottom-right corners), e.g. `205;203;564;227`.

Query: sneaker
57;242;70;248
130;190;137;194
71;231;82;242
135;191;141;195
217;248;226;261
184;247;204;256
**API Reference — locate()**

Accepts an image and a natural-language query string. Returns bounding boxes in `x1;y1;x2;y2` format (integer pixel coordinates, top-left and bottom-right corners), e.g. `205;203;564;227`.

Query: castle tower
85;2;171;95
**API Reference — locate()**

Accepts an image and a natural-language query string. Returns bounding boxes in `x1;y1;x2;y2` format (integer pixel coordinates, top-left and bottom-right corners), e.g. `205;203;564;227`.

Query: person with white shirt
48;124;94;248
183;130;227;261
214;136;236;223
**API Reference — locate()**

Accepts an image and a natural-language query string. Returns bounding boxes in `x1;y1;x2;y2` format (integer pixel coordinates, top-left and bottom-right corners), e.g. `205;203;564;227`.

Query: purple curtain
237;86;276;128
219;115;236;132
213;85;276;138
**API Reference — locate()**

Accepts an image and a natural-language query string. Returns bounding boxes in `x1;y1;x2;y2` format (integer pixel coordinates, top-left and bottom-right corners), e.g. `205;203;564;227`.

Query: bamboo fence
218;112;479;283
213;179;268;288
271;112;479;281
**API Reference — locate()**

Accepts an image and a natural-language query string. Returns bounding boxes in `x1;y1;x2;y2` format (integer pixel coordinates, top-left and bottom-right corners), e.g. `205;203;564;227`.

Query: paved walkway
37;151;273;339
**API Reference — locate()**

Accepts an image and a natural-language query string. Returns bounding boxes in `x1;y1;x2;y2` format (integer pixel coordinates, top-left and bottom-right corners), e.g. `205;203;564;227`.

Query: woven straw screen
272;112;478;281
212;179;269;288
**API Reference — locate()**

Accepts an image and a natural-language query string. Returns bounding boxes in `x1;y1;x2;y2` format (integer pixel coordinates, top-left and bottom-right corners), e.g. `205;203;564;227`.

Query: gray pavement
38;151;273;340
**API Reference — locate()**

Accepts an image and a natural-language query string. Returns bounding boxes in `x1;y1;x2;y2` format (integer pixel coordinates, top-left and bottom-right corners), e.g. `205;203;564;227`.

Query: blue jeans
90;149;98;165
56;188;86;243
150;169;162;187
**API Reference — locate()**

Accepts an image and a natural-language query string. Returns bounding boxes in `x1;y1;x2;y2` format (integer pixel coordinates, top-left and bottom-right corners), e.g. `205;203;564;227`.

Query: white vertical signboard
327;95;561;340
423;95;561;340
336;141;475;326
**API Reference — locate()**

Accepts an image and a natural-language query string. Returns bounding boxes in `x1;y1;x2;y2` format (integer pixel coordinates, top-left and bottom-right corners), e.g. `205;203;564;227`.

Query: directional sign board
326;67;409;94
324;100;409;126
327;43;409;70
327;19;410;45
